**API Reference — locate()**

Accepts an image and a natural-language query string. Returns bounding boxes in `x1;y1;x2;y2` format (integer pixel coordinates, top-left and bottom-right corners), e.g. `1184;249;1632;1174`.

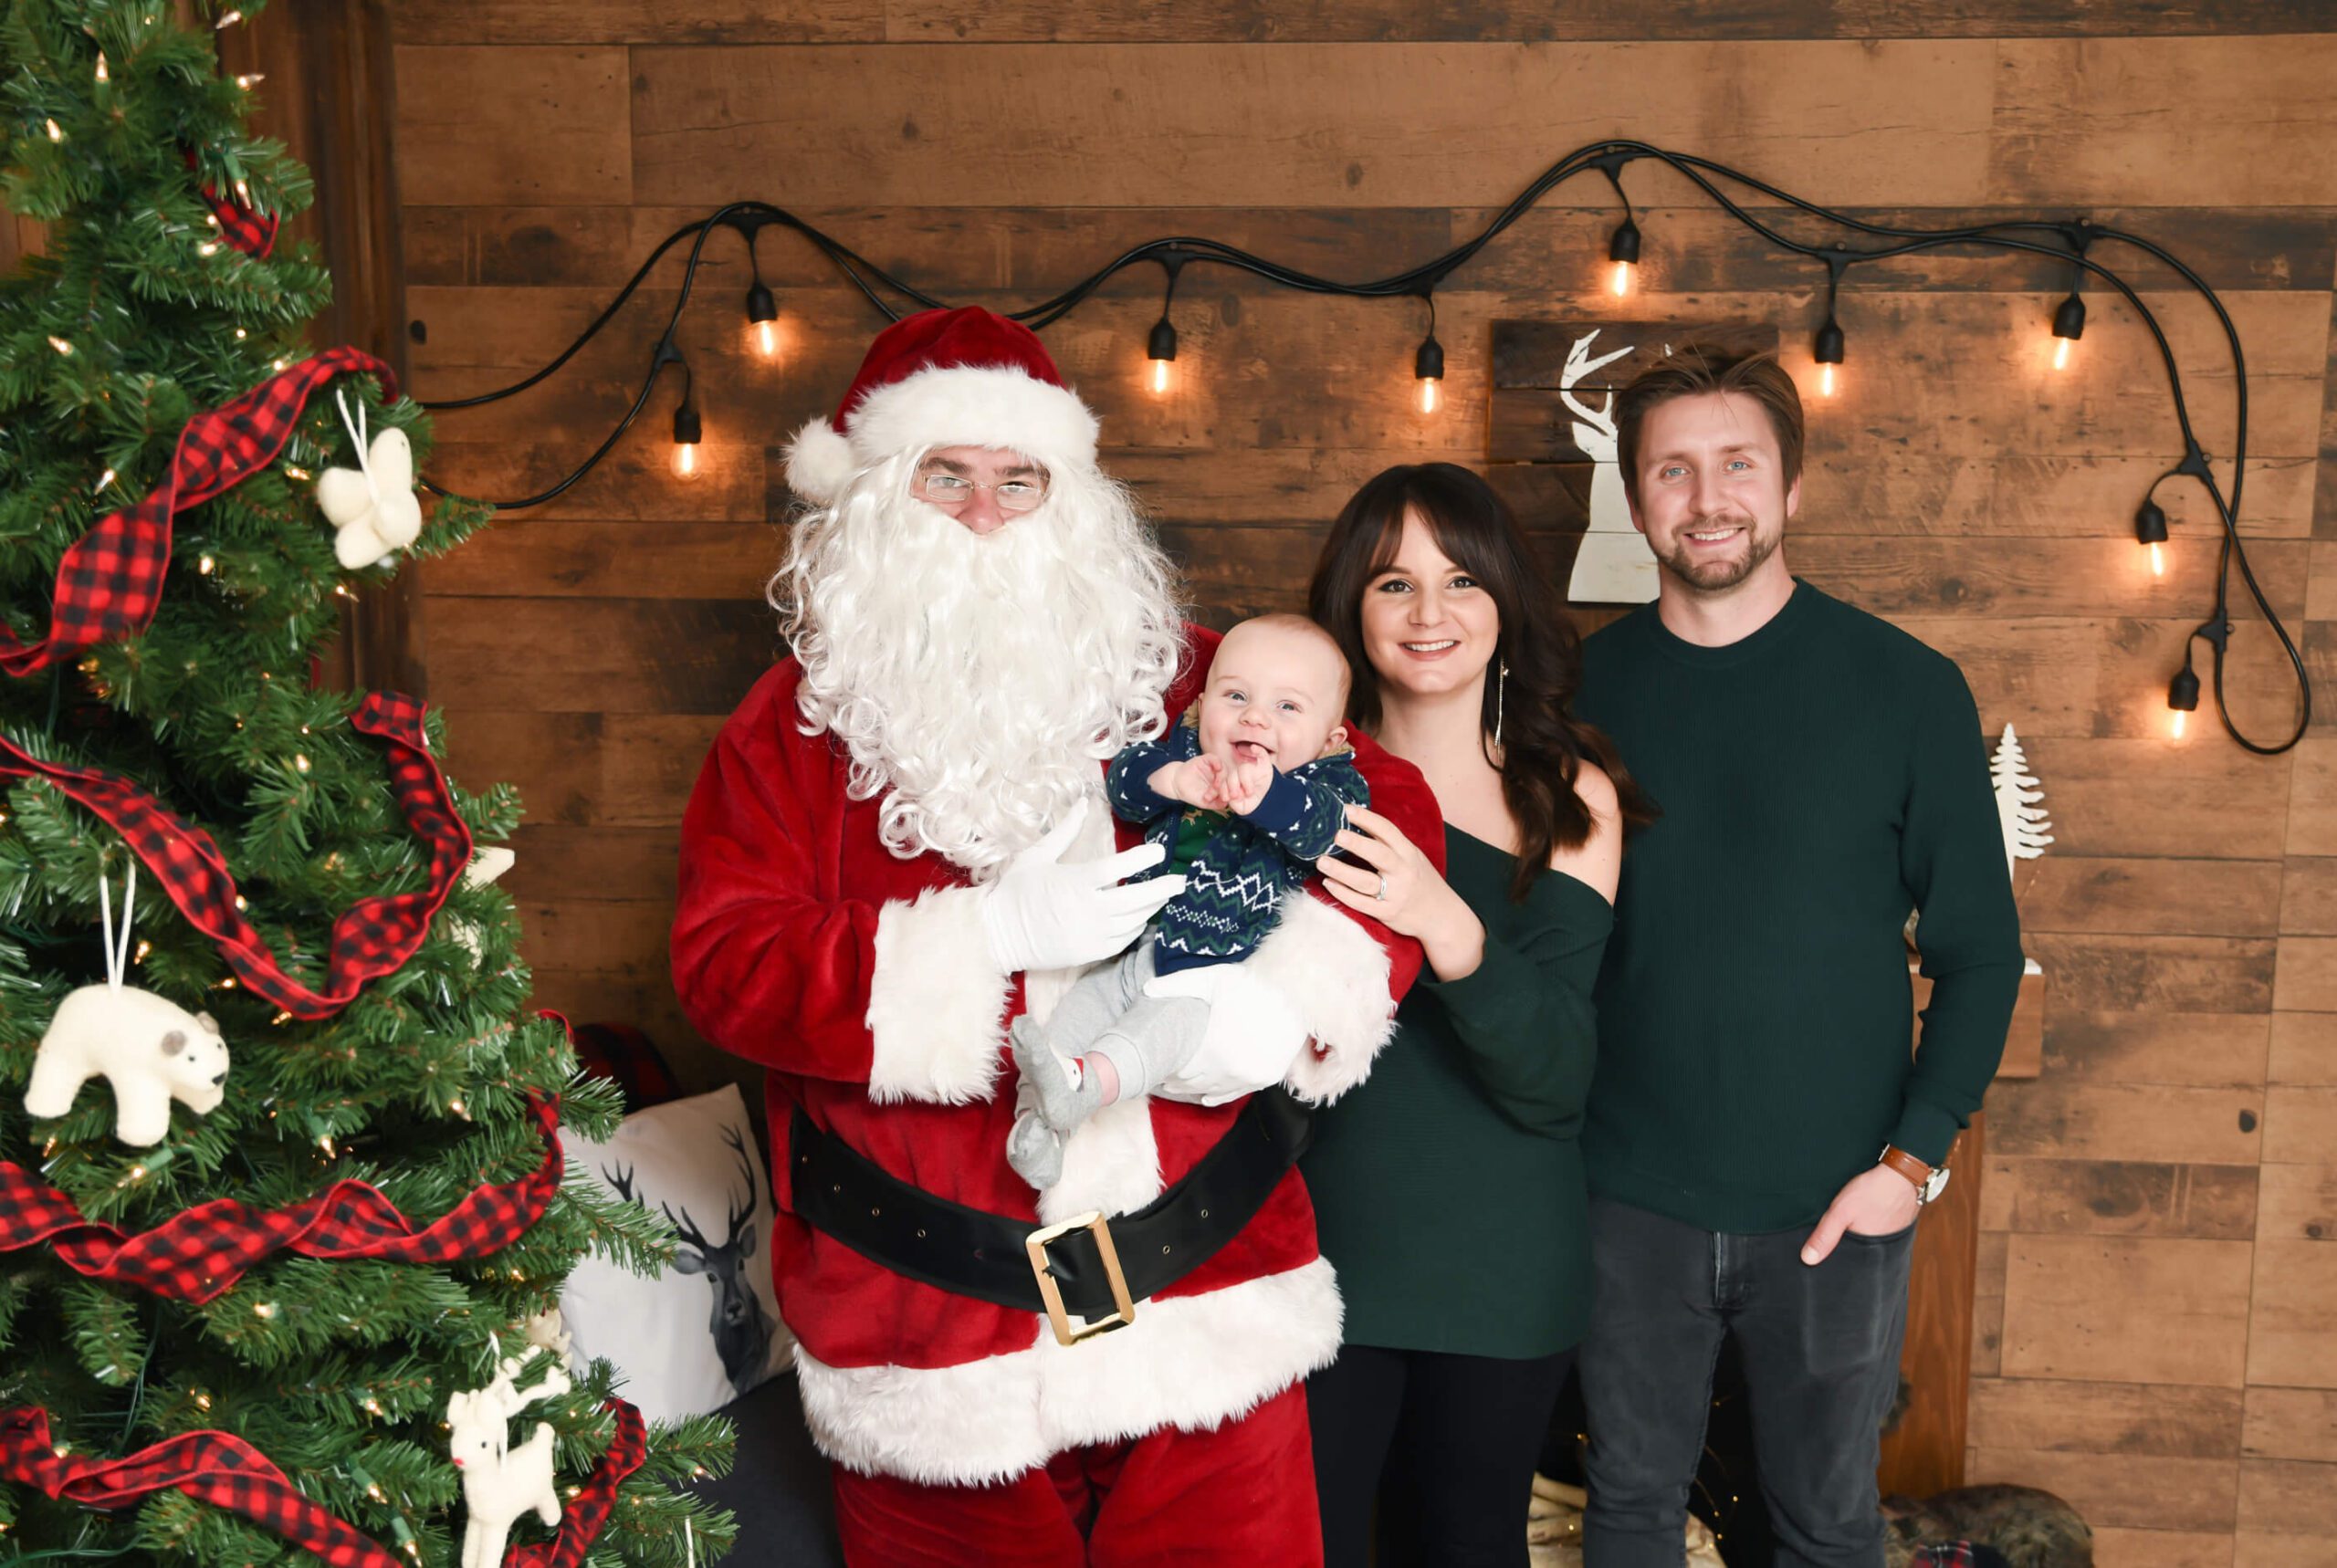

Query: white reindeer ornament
445;1349;570;1568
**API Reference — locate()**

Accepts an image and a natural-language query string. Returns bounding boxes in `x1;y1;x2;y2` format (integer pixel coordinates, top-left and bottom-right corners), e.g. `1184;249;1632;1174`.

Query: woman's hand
1315;804;1485;980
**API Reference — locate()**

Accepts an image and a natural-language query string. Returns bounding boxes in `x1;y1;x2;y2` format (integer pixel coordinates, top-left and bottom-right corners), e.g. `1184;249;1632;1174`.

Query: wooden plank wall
386;10;2337;1563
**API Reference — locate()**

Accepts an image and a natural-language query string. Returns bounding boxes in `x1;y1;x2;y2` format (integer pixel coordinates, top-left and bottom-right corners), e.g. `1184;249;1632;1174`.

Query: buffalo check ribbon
184;149;282;260
0;691;473;1019
0;1406;405;1567
507;1399;649;1568
0;347;394;679
0;1097;560;1303
0;1395;646;1568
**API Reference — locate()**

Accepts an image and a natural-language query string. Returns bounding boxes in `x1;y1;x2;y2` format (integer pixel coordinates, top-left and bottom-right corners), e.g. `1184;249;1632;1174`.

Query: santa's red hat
783;307;1100;506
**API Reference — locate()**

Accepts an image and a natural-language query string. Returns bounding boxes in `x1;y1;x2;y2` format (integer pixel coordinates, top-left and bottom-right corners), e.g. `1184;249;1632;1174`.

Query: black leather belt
789;1089;1312;1345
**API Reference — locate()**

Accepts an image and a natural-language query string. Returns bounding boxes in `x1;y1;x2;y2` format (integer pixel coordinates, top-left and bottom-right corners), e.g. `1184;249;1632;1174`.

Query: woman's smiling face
1358;509;1501;702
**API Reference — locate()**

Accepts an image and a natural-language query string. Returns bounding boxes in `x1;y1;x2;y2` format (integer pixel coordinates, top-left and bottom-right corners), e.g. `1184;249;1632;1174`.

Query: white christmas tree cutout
1991;723;2051;976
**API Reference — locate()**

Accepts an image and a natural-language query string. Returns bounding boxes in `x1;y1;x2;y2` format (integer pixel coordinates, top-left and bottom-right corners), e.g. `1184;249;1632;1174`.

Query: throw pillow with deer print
557;1083;792;1421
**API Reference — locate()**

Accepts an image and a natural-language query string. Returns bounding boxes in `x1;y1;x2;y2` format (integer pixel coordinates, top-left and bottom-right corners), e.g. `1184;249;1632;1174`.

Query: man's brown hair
1614;344;1806;510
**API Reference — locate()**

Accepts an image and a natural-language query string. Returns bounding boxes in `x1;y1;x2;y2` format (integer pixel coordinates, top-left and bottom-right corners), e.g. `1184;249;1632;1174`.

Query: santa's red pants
828;1382;1322;1566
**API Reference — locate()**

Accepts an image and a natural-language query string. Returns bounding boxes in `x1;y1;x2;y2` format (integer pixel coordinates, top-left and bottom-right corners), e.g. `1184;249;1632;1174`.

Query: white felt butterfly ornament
318;389;422;570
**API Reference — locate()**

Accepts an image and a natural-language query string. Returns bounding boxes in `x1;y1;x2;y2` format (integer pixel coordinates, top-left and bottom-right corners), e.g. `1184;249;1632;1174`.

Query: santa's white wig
771;447;1182;873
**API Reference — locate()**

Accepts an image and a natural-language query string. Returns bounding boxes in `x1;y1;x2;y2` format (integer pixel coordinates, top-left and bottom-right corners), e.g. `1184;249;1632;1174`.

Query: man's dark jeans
1579;1197;1914;1568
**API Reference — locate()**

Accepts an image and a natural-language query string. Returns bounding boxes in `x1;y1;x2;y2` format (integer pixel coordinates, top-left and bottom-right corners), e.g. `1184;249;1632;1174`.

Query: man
671;307;1438;1564
1571;348;2023;1568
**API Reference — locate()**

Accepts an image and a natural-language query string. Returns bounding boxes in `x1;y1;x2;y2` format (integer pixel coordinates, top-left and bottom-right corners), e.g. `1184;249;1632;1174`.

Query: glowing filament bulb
2149;541;2164;578
755;319;778;359
95;53;109;82
674;441;699;479
1610;260;1632;297
1419;377;1440;415
1818;363;1838;398
2053;336;2071;371
1150;357;1170;395
2171;708;2188;740
45;118;62;141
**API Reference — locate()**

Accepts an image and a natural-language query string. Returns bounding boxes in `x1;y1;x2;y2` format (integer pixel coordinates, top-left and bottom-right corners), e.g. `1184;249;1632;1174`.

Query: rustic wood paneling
382;13;2337;1558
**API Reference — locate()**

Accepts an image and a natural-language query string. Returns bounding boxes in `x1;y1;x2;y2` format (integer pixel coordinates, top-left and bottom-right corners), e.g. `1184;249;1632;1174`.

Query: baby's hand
1150;757;1231;810
1228;757;1273;815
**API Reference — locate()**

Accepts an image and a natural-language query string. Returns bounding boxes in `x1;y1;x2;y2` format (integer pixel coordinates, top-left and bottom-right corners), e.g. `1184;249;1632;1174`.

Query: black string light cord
414;140;2308;755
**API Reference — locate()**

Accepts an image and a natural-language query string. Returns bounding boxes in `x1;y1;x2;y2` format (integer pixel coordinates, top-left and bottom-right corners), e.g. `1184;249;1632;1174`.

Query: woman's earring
1493;660;1509;750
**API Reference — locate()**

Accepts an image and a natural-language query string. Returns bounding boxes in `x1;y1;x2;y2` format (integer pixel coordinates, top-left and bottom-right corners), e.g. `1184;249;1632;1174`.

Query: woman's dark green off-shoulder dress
1302;824;1614;1357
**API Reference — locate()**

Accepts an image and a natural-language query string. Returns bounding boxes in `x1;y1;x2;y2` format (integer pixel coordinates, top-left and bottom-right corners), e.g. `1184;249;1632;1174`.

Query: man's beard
774;454;1182;873
1653;511;1783;594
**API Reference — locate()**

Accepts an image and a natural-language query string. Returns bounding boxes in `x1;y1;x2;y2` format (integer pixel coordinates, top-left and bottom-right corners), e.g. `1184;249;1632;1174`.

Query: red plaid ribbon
0;691;473;1018
183;148;281;259
0;1396;647;1568
508;1399;648;1568
0;347;393;678
0;1405;404;1567
0;1097;560;1303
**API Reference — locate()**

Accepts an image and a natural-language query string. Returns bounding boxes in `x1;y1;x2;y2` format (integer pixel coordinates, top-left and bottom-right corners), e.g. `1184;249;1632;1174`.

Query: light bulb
45;118;62;141
2149;541;2164;578
1818;363;1837;398
1419;377;1440;415
2052;336;2071;371
754;319;778;360
1150;357;1170;395
674;442;699;479
1610;260;1632;298
2171;708;2187;740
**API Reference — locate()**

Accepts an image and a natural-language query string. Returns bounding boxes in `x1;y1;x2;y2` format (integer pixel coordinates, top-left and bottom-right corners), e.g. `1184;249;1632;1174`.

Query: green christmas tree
0;2;735;1562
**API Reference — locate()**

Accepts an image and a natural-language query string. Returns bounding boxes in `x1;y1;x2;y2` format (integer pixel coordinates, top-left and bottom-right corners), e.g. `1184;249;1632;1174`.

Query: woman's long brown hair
1308;463;1654;902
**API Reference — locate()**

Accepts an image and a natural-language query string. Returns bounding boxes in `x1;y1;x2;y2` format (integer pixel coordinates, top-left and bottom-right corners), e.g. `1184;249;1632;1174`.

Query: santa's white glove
1146;962;1308;1106
980;799;1187;975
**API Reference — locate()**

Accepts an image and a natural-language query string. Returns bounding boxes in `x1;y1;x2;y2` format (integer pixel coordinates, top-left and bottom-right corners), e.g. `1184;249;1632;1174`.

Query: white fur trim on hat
783;417;858;507
849;365;1098;483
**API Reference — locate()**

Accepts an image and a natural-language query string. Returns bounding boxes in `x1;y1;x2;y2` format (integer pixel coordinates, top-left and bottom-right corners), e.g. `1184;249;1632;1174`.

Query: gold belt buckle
1025;1210;1137;1347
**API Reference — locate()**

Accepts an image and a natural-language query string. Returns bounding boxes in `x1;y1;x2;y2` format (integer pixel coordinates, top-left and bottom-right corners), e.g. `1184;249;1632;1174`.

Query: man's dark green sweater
1574;580;2023;1234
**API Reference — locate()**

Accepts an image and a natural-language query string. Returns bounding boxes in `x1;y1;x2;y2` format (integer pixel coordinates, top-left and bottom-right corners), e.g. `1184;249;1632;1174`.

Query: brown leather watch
1880;1145;1951;1206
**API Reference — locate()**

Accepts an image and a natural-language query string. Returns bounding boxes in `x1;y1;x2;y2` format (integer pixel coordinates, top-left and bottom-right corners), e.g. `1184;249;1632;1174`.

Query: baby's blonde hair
1220;612;1352;716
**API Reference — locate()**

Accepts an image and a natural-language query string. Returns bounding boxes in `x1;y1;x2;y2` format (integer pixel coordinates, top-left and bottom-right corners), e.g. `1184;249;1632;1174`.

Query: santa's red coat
670;631;1441;1485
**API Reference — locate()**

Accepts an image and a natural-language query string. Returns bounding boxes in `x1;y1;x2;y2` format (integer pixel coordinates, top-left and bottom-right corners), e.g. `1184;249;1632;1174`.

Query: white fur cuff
1247;894;1398;1106
865;884;1011;1104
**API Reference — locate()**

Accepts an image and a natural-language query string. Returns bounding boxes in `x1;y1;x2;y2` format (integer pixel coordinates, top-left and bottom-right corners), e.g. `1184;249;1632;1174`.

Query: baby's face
1194;621;1349;775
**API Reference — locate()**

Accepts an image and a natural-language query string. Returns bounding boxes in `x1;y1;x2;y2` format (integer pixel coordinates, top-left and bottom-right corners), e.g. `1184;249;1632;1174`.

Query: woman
1302;463;1651;1567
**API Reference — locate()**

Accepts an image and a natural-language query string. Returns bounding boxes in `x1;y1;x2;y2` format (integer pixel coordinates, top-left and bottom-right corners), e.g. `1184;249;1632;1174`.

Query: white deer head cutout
1558;328;1659;605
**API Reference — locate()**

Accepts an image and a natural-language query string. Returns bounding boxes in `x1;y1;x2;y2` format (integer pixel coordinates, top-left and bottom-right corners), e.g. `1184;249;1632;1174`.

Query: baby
1008;612;1368;1187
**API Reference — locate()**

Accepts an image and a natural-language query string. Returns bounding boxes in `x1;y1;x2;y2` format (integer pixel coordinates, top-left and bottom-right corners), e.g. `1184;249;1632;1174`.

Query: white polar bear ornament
24;984;231;1147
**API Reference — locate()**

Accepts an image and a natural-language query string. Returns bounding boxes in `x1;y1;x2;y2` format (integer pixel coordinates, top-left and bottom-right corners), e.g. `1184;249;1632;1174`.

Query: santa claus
671;307;1440;1563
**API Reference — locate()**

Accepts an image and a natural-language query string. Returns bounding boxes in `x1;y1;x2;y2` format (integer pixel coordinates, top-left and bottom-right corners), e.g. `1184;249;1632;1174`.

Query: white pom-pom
782;418;856;507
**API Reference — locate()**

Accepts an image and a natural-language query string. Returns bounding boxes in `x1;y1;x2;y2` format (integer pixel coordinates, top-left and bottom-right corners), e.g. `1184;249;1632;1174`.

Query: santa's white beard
774;453;1182;873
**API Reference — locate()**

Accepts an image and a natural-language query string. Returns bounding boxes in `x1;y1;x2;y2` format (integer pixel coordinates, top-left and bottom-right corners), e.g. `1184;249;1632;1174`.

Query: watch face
1922;1166;1952;1204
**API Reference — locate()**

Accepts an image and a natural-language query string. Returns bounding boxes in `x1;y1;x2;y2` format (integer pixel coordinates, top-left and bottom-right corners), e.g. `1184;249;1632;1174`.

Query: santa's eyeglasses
913;471;1049;512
